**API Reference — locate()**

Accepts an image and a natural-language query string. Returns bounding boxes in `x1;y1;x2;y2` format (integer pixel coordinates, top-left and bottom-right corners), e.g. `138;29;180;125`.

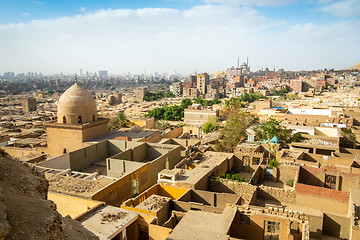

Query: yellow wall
92;163;151;206
159;185;188;200
46;120;108;155
351;226;360;239
48;192;102;218
46;127;84;155
126;213;157;240
183;126;201;136
123;184;189;208
230;212;303;240
149;224;171;240
130;119;155;129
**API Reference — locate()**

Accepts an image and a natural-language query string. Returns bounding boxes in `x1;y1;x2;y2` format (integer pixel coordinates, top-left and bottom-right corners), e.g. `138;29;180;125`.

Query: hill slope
0;154;99;240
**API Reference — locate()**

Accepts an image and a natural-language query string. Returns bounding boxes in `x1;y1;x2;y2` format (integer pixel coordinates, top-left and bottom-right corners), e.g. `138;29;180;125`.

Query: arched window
93;114;95;121
63;116;66;123
78;116;82;124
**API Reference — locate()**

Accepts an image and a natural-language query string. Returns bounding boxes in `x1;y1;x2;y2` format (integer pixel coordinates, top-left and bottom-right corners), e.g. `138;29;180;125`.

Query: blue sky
0;0;359;74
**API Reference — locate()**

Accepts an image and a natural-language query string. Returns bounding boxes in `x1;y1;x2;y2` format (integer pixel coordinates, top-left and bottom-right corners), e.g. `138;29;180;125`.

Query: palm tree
117;111;129;128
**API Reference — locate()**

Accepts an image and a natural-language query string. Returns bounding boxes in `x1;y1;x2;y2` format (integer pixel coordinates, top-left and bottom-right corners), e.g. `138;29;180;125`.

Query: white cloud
0;5;359;74
80;7;86;13
202;0;298;6
22;12;31;16
317;0;360;18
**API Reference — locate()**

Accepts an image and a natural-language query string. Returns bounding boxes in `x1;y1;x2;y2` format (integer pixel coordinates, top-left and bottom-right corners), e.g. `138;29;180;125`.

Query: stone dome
57;83;98;124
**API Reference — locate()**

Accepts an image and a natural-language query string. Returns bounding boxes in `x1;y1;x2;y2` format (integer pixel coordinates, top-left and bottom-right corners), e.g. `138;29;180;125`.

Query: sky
0;0;359;75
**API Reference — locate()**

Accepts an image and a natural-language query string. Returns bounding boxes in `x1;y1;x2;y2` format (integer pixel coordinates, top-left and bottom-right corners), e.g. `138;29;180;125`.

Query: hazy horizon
1;0;359;75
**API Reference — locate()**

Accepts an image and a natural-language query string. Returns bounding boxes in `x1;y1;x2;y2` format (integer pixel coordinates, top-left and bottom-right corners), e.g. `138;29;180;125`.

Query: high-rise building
99;70;108;78
196;73;210;95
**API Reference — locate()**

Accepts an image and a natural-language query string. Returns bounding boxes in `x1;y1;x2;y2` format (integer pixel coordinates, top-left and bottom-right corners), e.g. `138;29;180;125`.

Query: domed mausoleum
45;80;109;155
57;82;98;124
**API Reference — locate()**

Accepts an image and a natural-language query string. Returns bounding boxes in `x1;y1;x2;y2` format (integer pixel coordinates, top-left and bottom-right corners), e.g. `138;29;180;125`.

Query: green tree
220;112;258;152
203;116;219;134
254;118;302;143
157;121;171;130
254;118;292;143
116;111;130;128
143;91;175;101
181;98;192;108
269;88;288;96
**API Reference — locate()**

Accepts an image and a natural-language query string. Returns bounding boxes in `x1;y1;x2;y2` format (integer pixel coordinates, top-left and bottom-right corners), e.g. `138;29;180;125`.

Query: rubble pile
45;173;111;195
142;195;169;211
101;212;127;222
303;138;336;146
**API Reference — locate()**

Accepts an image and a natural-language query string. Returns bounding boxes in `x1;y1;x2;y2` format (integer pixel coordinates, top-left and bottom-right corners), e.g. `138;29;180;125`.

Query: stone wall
258;185;296;205
208;178;256;204
278;164;299;184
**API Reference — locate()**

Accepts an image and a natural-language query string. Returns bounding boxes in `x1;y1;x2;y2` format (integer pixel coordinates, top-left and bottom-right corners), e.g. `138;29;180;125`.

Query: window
290;222;299;235
266;221;280;234
63;148;67;154
78;116;82;124
93;114;95;121
325;174;337;189
190;207;201;211
63;116;66;123
252;157;260;165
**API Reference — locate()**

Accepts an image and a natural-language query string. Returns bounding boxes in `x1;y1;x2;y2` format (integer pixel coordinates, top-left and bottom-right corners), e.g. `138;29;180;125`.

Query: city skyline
0;0;359;75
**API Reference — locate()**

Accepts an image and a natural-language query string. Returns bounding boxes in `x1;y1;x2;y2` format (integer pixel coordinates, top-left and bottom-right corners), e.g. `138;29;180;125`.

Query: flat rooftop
168;207;237;240
77;205;138;240
159;152;233;187
44;171;114;198
88;128;159;142
136;194;171;213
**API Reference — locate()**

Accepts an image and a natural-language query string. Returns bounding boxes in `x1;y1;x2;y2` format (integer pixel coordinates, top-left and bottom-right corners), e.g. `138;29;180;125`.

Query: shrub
231;174;240;181
269;159;279;168
240;176;245;182
286;179;294;187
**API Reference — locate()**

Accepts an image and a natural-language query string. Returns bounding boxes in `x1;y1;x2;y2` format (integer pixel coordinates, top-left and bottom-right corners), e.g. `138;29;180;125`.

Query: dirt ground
0;154;99;240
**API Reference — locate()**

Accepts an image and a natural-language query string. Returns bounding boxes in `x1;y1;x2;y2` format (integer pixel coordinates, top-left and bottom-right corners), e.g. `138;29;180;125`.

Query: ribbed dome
57;83;98;124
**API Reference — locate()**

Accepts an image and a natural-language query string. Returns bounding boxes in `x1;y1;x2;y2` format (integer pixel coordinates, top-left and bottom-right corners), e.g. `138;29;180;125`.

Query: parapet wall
295;182;349;215
258;185;296;205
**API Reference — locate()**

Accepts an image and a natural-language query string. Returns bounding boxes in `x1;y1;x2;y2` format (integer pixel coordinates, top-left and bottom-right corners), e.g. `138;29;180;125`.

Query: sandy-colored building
45;82;109;155
21;97;37;112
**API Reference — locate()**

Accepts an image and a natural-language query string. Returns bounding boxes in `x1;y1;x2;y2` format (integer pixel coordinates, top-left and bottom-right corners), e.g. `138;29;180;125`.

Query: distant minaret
246;57;249;67
237;57;240;68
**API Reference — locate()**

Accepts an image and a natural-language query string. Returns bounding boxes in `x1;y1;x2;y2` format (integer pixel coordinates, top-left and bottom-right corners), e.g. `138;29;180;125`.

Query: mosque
45;79;109;155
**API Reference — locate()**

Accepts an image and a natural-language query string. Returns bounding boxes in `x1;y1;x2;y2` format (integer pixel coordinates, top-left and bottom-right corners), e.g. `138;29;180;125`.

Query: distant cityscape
1;60;360;240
